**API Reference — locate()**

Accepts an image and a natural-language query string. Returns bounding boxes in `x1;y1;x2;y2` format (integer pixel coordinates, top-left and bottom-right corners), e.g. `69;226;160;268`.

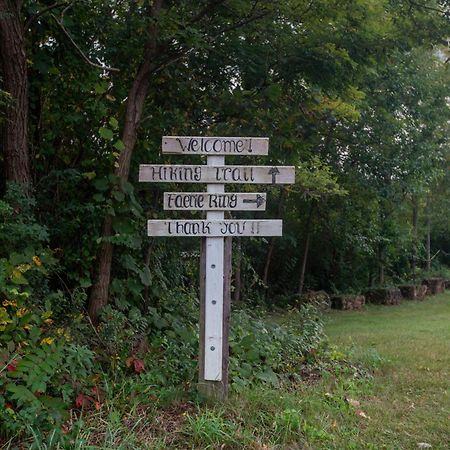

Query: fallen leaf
133;358;145;374
346;398;361;408
356;410;370;419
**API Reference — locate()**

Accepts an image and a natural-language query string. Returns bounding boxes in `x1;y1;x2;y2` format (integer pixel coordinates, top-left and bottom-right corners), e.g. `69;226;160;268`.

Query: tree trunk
262;188;286;294
378;244;385;286
298;202;315;295
0;0;31;187
233;238;241;303
411;195;418;282
87;0;163;322
426;215;431;272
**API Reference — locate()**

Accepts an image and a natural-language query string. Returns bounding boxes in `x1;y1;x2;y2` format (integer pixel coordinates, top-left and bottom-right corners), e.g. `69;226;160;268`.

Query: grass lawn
28;292;449;449
323;291;450;449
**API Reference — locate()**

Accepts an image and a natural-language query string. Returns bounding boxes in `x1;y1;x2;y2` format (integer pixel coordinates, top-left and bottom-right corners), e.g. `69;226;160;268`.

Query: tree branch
25;1;68;30
407;0;446;14
51;3;119;72
188;0;227;26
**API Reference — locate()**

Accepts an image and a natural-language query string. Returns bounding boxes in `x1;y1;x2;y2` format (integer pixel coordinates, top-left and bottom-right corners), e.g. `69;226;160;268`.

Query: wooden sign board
147;219;282;237
163;192;266;211
139;165;295;185
162;136;269;156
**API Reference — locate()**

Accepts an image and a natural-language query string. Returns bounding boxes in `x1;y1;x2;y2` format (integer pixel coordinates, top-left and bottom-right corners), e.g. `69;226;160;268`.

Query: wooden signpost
139;136;295;399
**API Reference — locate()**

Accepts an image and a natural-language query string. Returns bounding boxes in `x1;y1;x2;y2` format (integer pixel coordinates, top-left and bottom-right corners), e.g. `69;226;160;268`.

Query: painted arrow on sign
243;194;266;208
164;192;267;211
268;167;280;184
139;165;295;185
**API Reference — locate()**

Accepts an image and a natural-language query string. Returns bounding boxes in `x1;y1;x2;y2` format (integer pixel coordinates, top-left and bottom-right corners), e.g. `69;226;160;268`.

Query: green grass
14;292;449;449
324;291;450;449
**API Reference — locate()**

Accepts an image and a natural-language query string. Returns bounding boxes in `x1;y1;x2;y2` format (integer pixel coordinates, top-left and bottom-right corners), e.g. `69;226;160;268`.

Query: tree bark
298;202;315;295
0;0;31;187
233;238;241;303
378;244;385;286
411;195;418;282
87;0;163;322
426;215;431;272
262;188;286;293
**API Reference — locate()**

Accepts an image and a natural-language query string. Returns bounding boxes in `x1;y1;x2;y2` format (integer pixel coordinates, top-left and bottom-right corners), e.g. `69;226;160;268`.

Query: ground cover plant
8;292;448;449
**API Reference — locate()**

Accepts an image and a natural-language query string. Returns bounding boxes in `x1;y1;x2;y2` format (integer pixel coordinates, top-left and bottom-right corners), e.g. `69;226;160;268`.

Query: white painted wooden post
140;135;295;400
204;155;224;381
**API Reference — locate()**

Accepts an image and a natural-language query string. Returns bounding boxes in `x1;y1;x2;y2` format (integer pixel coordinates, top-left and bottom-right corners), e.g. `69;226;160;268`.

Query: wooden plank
163;192;267;211
204;155;224;382
162;136;268;155
198;236;231;399
147;219;282;237
221;236;232;396
139;165;295;185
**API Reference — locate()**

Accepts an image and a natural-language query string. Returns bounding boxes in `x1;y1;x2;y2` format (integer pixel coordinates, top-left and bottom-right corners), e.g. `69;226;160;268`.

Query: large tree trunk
88;0;163;321
0;0;31;186
297;202;315;295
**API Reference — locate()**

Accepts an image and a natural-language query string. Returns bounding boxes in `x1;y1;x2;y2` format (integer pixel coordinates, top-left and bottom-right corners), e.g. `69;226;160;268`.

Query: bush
0;185;94;440
230;305;324;390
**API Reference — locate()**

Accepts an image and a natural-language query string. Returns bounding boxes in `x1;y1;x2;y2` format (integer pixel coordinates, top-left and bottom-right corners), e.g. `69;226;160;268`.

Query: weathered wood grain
163;192;267;211
139;165;295;184
162;136;269;155
147;219;282;237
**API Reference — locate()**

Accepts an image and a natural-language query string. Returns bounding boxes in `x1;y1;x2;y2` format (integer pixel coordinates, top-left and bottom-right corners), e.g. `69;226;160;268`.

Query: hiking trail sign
139;136;295;398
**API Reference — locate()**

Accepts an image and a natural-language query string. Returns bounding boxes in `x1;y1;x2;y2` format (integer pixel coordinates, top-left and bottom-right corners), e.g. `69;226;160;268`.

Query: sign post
139;136;295;399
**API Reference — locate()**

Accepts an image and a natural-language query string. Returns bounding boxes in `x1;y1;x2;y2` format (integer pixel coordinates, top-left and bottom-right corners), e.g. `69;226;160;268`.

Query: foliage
230;305;324;390
1;0;450;445
0;186;94;438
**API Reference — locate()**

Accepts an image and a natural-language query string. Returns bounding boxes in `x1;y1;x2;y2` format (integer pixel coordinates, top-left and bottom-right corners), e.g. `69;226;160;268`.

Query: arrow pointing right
243;194;266;208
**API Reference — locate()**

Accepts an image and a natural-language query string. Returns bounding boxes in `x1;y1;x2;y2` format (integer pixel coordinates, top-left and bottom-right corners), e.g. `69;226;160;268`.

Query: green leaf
6;384;38;405
94;82;108;94
112;190;125;202
256;368;279;386
139;266;152;287
94;178;109;192
109;117;119;130
99;127;114;140
114;139;125;151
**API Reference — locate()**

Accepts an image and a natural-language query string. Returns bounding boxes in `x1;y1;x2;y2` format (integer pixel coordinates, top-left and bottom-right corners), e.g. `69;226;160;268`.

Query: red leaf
75;393;93;408
7;360;17;372
133;358;145;373
94;401;101;411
